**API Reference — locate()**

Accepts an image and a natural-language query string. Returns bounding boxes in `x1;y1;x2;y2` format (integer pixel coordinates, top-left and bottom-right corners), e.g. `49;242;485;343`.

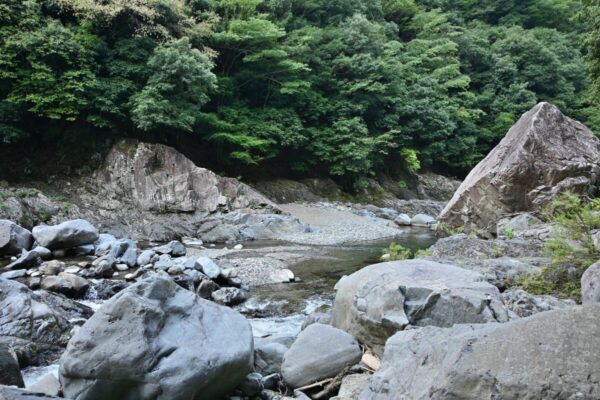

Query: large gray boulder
0;221;32;256
439;102;600;237
331;260;509;354
32;219;98;250
0;278;92;366
59;274;254;400
581;260;600;304
502;289;575;317
281;324;362;389
361;305;600;399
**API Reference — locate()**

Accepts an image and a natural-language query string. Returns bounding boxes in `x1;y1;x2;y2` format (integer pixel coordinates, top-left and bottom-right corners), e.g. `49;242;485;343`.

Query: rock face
59;274;254;400
281;324;362;389
98;140;275;214
0;221;32;256
0;278;92;366
361;305;600;399
439;103;600;237
331;260;509;353
581;260;600;304
32;220;98;250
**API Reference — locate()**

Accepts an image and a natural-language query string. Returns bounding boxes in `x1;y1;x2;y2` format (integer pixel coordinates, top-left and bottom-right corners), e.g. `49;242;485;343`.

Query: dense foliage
0;0;597;185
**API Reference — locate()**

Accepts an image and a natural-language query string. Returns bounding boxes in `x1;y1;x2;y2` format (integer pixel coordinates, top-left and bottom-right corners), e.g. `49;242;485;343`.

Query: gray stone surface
281;324;362;389
0;278;92;366
332;260;509;354
582;260;600;304
27;373;61;397
410;214;435;227
196;257;221;279
211;287;246;306
361;305;600;399
32;219;98;250
4;250;42;271
0;221;32;256
502;289;575;317
40;273;90;298
59;274;253;400
439;102;600;237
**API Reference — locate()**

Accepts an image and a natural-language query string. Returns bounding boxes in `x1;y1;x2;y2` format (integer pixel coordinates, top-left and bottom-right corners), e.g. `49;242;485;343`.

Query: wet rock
211;287;246;306
32;219;98;250
0;278;92;366
0;220;32;256
41;273;90;298
281;324;362;389
332;260;509;354
502;289;575;317
362;305;600;399
581;260;600;304
270;269;295;283
59;274;253;400
0;344;23;387
439;103;600;237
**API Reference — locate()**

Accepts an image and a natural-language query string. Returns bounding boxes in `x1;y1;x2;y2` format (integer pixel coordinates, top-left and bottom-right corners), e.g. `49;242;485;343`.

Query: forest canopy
0;0;598;186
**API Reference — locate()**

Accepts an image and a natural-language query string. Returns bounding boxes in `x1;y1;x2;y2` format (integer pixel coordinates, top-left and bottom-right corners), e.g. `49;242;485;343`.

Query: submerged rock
59;274;253;400
439;102;600;237
331;260;509;353
361;305;600;399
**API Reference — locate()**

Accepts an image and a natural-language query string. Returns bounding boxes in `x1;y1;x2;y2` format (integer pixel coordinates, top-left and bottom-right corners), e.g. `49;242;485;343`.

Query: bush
515;193;600;301
382;242;413;261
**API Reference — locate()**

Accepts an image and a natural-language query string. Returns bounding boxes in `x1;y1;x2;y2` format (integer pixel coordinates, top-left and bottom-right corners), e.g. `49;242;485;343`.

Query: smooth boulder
0;221;32;256
281;324;362;389
32;220;98;250
439;102;600;237
59;274;254;400
361;305;600;399
332;260;509;353
582;260;600;304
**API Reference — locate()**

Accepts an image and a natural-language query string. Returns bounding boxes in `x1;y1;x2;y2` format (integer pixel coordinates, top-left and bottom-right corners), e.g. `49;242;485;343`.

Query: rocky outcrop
0;278;92;366
59;274;254;400
439;103;600;237
281;324;362;389
331;260;509;354
361;305;600;399
97;140;276;214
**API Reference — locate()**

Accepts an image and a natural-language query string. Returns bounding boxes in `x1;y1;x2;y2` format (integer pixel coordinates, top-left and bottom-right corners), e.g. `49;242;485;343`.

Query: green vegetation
516;193;600;300
0;0;597;186
382;242;414;261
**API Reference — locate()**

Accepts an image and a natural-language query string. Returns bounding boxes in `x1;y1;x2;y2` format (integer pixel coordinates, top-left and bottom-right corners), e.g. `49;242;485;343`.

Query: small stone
115;264;129;272
124;273;135;280
64;266;81;274
197;257;221;279
113;272;119;277
137;249;155;266
234;244;244;250
197;279;219;299
211;287;246;306
394;214;412;226
1;269;27;279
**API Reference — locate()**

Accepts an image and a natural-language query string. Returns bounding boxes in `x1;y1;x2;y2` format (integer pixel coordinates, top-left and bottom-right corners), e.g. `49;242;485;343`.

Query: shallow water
241;228;437;337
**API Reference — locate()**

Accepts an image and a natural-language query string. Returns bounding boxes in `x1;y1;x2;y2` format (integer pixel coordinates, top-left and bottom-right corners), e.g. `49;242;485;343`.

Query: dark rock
0;344;23;387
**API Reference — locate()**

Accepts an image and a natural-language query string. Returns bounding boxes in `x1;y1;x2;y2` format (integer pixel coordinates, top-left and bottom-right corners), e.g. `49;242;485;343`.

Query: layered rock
331;260;509;354
439;103;600;237
59;274;254;400
361;305;600;399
